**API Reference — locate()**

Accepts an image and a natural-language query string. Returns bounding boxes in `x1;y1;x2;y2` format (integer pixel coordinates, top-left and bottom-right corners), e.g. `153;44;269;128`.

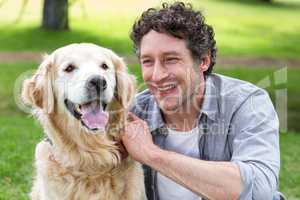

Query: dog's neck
38;110;125;174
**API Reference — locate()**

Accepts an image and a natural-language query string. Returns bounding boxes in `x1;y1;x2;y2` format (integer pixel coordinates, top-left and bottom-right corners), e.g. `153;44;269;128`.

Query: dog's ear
111;52;136;108
22;55;55;113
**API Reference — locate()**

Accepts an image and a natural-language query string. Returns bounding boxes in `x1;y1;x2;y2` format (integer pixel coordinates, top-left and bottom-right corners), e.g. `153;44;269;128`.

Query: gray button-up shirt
130;73;281;200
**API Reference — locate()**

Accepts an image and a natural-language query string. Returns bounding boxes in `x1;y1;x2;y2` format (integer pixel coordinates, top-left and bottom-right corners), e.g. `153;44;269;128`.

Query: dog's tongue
81;101;108;130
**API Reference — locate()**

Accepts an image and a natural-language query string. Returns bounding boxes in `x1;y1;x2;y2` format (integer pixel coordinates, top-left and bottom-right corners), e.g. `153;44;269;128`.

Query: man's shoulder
207;73;271;118
210;73;267;99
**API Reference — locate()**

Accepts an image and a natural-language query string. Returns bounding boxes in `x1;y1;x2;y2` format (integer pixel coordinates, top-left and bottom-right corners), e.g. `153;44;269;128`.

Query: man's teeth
157;84;176;92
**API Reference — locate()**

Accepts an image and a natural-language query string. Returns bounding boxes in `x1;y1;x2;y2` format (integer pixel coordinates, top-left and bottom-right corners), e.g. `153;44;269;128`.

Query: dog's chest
46;171;127;200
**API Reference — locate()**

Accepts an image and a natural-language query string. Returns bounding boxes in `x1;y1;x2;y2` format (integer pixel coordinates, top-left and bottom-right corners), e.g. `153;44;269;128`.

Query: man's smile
157;83;177;92
150;83;179;97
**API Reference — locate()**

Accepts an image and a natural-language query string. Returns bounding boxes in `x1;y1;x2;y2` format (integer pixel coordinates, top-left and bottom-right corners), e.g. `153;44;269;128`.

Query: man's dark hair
130;1;217;75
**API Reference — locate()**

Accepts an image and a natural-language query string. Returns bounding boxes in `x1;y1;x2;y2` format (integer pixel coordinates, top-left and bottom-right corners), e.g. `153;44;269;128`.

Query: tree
42;0;69;30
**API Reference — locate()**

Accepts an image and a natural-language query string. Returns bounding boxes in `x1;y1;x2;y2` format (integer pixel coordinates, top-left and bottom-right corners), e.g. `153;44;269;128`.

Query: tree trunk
42;0;69;30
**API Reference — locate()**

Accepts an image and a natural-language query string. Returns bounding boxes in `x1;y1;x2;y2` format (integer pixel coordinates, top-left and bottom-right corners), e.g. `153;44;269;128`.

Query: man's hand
120;112;158;164
120;113;242;200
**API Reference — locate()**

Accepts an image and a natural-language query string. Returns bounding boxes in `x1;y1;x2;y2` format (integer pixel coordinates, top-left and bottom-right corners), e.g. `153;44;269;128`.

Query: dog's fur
22;43;146;200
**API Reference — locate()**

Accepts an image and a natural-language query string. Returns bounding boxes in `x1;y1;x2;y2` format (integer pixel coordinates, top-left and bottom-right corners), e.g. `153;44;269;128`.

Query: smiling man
120;2;283;200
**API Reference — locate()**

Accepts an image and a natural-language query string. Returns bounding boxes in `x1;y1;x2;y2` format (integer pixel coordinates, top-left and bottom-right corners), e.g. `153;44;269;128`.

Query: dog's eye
101;63;108;70
64;64;76;73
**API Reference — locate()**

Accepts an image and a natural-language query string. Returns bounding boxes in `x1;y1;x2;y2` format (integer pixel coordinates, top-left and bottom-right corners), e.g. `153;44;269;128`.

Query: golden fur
22;43;146;200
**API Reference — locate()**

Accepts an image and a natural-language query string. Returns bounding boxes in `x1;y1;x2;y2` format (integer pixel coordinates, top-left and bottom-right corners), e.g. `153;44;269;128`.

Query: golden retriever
22;43;146;200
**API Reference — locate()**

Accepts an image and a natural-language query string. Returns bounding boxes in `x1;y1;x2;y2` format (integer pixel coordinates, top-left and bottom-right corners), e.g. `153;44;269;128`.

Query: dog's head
22;43;136;133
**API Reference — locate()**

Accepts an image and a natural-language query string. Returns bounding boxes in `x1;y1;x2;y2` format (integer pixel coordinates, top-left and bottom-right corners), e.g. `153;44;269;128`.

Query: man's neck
164;94;204;131
164;109;199;131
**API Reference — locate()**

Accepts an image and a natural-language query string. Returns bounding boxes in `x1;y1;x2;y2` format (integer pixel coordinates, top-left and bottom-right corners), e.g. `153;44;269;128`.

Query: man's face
139;30;206;114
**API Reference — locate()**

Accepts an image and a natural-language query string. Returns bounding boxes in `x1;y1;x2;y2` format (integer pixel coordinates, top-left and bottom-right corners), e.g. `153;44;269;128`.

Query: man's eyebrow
162;51;180;56
140;51;180;59
140;54;151;59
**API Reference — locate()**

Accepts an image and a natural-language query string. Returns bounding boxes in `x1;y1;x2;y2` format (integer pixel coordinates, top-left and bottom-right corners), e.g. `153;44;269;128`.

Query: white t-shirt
157;127;202;200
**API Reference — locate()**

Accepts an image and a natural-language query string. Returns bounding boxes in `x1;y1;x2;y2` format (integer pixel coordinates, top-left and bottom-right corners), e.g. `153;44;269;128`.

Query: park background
0;0;299;199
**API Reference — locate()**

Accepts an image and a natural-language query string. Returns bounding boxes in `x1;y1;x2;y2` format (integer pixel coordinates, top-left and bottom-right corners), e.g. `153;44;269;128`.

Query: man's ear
111;52;136;108
199;52;211;72
22;55;55;113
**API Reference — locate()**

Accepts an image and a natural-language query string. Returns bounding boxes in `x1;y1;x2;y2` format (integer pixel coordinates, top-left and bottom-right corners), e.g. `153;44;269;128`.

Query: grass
280;132;300;199
0;0;299;59
197;0;300;59
0;62;37;116
0;18;134;56
0;116;42;200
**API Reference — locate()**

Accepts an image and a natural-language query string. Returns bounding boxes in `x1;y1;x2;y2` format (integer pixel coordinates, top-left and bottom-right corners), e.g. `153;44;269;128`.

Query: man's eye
141;60;153;66
165;58;178;64
142;60;150;64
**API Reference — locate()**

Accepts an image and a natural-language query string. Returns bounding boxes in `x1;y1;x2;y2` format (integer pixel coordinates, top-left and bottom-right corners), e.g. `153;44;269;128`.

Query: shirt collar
147;74;219;132
146;96;165;132
200;75;219;122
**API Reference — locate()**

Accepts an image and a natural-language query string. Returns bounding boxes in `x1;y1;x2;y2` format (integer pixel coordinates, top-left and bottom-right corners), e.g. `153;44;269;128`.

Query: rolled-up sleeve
230;89;280;200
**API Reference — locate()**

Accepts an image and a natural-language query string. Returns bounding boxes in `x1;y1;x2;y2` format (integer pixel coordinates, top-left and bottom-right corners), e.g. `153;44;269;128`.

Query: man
121;2;283;200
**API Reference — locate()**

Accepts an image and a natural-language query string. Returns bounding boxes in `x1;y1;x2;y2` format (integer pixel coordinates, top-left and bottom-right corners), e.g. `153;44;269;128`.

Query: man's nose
152;61;168;82
86;75;107;95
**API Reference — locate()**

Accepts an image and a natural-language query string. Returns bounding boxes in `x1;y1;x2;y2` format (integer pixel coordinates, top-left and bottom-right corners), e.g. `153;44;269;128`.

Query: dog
22;43;146;200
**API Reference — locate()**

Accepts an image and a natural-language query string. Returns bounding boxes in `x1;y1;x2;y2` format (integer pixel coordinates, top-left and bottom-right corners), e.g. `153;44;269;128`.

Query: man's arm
121;113;242;200
147;145;242;200
229;89;280;200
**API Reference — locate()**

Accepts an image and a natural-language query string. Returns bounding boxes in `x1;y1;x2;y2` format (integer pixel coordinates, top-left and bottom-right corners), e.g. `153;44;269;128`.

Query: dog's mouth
64;99;109;131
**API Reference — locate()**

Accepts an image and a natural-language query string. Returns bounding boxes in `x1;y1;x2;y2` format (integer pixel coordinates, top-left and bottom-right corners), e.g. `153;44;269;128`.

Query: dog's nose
86;75;107;94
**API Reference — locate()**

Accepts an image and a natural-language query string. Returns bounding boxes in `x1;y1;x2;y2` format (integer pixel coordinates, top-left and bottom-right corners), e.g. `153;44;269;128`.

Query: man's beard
157;86;199;115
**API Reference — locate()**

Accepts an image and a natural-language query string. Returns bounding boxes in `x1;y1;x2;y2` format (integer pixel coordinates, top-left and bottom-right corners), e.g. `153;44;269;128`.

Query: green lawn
0;0;299;59
0;116;42;200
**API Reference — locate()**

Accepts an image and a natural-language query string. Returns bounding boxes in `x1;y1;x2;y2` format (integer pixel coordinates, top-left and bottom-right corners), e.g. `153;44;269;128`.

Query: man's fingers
120;130;126;138
127;112;140;122
116;141;129;160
